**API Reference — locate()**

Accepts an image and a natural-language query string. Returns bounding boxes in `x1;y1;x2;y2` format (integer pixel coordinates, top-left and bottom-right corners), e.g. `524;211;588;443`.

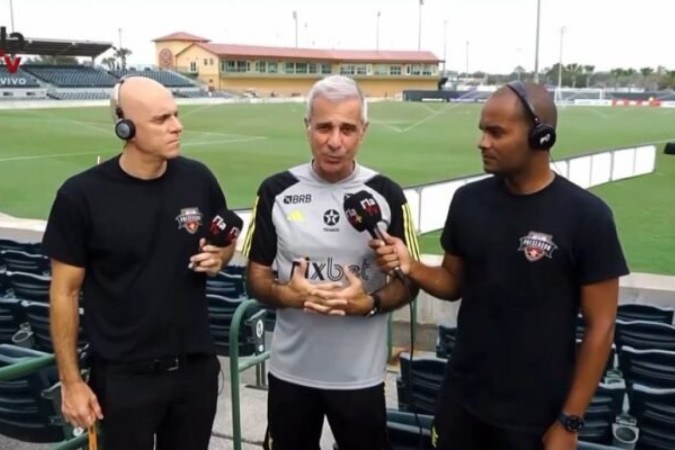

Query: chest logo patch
175;207;203;234
518;231;558;262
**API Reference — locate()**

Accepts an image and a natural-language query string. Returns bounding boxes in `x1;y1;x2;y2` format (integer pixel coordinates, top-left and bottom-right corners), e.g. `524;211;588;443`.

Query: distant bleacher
110;68;196;88
49;91;110;100
22;65;118;88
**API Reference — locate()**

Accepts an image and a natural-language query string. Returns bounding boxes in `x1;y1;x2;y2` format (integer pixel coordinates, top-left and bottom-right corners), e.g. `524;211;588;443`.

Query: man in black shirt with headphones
43;76;236;450
372;81;629;449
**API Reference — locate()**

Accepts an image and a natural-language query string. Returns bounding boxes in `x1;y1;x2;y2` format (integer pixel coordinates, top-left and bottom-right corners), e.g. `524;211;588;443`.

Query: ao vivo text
0;26;25;74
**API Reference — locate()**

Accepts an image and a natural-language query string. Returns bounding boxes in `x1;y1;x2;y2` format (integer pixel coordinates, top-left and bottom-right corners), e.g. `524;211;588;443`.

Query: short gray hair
305;75;368;123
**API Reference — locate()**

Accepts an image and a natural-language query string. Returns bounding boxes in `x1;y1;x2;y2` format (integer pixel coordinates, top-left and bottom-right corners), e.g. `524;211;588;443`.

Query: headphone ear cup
115;119;136;140
529;124;556;151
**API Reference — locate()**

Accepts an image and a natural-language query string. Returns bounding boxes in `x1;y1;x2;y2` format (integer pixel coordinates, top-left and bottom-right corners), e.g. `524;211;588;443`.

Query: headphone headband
506;80;541;126
111;76;136;141
110;76;128;121
504;80;557;151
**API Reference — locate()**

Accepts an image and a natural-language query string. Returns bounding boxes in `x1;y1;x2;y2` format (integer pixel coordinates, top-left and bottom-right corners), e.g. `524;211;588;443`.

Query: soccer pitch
1;101;673;274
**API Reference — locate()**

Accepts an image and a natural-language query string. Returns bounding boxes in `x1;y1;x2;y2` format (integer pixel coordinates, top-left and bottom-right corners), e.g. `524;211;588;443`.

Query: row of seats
23;65;118;87
49;91;110;100
110;69;195;87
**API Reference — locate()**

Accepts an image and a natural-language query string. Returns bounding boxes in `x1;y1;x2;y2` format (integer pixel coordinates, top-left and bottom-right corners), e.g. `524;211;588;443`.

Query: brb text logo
0;26;25;74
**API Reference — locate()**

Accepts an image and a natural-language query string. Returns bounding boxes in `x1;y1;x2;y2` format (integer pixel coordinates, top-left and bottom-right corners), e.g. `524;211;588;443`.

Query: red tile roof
195;43;441;63
153;32;210;43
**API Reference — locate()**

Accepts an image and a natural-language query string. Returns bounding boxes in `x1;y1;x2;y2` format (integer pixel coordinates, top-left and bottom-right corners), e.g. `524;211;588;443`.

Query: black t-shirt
440;174;629;432
42;155;227;362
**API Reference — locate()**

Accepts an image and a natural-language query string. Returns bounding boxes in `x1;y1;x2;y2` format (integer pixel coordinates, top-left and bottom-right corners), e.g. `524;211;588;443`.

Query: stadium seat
0;344;80;443
581;378;627;445
435;321;456;359
206;270;246;298
628;383;675;450
110;68;196;88
207;294;265;357
0;250;50;275
385;409;433;450
19;301;87;353
397;352;447;414
0;239;41;254
0;298;25;344
4;271;51;303
617;304;674;325
615;320;675;353
23;65;118;87
618;346;675;390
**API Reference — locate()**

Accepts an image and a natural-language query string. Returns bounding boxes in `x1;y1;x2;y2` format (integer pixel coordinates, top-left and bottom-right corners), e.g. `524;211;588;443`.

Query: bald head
111;76;174;123
493;81;557;129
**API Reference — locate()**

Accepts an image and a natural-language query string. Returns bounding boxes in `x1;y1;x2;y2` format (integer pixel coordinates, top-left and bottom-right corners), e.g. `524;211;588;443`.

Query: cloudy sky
2;0;672;74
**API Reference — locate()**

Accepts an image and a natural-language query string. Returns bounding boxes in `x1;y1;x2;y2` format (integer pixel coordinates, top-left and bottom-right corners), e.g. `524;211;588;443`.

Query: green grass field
1;101;673;274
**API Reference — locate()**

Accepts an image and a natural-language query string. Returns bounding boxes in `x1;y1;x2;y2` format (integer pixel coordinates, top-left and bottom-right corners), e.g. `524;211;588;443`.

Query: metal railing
229;299;270;450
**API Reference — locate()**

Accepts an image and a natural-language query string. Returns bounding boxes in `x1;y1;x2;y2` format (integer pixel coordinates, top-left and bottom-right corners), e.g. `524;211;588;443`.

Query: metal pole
534;0;541;83
376;11;381;51
293;11;298;47
9;0;15;32
417;0;423;51
557;26;565;92
443;19;448;74
465;40;469;77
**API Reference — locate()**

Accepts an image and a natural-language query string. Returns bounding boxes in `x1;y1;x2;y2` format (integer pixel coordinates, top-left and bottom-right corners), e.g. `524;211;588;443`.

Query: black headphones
111;77;136;140
505;80;556;151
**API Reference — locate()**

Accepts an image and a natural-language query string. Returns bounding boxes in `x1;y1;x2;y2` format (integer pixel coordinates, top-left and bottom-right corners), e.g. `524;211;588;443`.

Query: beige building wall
214;74;438;97
155;40;440;97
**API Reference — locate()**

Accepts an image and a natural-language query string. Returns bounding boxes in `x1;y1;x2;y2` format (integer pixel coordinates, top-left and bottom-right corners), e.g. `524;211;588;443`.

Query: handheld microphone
206;209;243;247
343;191;407;285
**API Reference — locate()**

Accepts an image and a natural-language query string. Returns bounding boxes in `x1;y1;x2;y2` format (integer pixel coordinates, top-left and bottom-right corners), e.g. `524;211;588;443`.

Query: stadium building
152;31;442;97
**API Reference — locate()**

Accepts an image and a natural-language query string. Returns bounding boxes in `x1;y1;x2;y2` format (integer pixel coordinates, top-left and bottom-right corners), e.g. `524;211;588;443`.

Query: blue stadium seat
628;383;675;450
23;65;118;87
435;321;456;359
110;68;196;88
397;352;447;415
0;250;50;275
581;378;627;445
385;409;433;450
0;239;42;254
618;346;675;390
4;271;50;303
206;294;264;357
618;304;674;325
0;344;78;443
615;320;675;353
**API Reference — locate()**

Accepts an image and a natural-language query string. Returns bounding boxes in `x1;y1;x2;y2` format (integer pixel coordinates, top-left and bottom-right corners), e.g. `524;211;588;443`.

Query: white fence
230;144;657;251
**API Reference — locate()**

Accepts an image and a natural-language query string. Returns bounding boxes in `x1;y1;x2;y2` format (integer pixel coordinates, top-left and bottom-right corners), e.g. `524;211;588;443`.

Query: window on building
390;65;401;75
340;64;355;75
269;62;278;73
321;63;332;74
190;61;197;72
296;62;308;74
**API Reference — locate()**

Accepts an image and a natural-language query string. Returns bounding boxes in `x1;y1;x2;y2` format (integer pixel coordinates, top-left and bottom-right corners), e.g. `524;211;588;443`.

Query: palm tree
610;68;624;88
583;65;595;87
101;56;117;70
640;67;654;88
114;47;132;70
624;68;637;87
566;63;583;88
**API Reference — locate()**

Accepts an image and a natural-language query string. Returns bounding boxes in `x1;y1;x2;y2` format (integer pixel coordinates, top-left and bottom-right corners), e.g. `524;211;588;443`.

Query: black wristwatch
558;413;585;432
364;292;382;317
